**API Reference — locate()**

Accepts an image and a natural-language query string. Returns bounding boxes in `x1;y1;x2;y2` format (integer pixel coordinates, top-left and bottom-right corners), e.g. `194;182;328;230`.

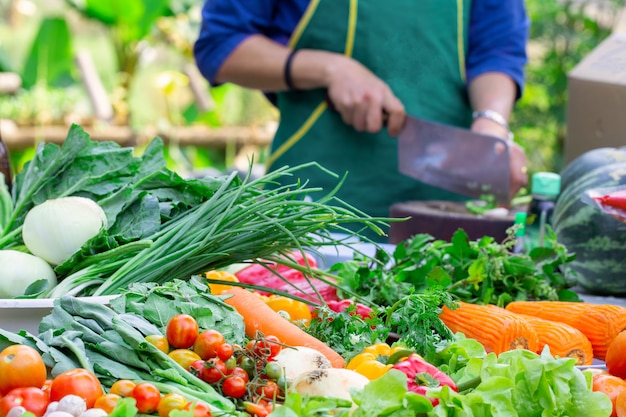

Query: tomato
132;382;161;414
0;345;47;395
616;388;626;417
607;331;626;379
50;368;103;408
167;314;199;349
593;374;626;417
255;381;278;400
199;359;228;384
205;270;239;295
242;400;271;417
185;401;213;417
157;392;188;417
216;344;234;362
0;387;49;417
230;367;250;384
193;330;225;360
264;362;282;380
146;334;170;354
94;393;121;414
169;349;202;370
248;336;281;359
222;376;247;398
109;379;137;398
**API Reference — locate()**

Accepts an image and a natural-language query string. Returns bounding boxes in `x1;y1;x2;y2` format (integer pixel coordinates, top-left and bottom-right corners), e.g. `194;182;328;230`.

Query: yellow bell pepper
347;343;412;380
265;295;312;326
205;270;239;294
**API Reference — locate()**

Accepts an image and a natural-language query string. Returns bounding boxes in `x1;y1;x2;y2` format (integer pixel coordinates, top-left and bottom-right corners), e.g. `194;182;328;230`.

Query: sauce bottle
525;172;561;252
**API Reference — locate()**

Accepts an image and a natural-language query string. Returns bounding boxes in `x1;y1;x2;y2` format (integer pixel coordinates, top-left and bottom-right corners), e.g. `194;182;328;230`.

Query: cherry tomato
169;349;202;370
50;368;103;408
109;380;137;397
157;392;188;417
255;381;279;400
185;401;213;417
146;334;170;354
189;360;206;376
230;367;250;384
166;314;199;349
264;362;283;380
216;344;234;362
94;393;121;414
0;345;47;396
199;358;228;384
222;376;247;399
242;400;271;417
607;331;626;379
193;330;225;360
0;387;49;417
593;374;626;417
132;382;161;414
248;336;281;359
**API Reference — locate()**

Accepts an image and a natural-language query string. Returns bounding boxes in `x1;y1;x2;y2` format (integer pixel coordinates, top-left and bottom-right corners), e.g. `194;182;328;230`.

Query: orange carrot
223;287;345;368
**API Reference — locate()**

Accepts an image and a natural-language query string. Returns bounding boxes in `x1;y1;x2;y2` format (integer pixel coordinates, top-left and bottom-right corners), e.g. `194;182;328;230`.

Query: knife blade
398;116;511;205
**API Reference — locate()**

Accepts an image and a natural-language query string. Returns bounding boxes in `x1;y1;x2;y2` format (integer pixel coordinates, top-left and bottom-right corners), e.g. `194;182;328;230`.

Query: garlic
56;395;87;417
272;346;331;381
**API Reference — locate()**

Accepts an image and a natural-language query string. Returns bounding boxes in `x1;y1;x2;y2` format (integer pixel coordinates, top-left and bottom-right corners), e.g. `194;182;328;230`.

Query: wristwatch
472;109;514;142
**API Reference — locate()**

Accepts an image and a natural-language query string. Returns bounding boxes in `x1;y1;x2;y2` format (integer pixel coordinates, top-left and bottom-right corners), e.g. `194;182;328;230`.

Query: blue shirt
194;0;529;95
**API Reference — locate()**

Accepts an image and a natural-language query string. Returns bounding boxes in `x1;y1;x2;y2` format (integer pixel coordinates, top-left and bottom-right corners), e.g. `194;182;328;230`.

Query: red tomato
0;387;49;417
607;331;626;379
132;382;161;414
255;380;279;400
0;345;47;395
222;376;247;398
616;388;626;417
242;400;271;417
93;393;121;414
185;401;213;417
231;367;250;384
146;334;170;354
193;330;225;360
50;368;103;408
157;393;188;417
168;349;202;370
593;374;626;417
166;315;199;349
216;344;234;362
199;359;228;384
109;380;136;398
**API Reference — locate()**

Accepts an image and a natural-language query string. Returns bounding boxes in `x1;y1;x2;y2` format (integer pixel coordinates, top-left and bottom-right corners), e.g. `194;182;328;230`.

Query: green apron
268;0;473;240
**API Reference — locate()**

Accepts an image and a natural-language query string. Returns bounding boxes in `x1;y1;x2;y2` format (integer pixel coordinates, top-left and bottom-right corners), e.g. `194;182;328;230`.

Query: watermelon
553;162;626;295
560;147;626;195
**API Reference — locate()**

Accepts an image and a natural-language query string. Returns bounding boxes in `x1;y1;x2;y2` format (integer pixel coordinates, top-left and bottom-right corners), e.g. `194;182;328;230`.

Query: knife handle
324;92;389;126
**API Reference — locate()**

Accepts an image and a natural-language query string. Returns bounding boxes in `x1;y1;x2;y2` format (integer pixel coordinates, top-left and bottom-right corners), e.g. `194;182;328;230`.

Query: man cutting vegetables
194;0;530;240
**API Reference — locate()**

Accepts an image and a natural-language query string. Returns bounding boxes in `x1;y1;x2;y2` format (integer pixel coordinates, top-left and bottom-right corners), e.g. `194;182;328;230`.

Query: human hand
471;118;528;200
324;55;405;136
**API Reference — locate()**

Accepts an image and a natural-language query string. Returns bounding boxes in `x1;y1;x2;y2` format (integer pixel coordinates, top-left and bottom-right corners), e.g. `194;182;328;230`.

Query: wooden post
75;49;115;123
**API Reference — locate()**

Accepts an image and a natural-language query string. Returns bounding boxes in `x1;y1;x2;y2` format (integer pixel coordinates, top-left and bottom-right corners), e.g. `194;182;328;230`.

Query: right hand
324;55;406;137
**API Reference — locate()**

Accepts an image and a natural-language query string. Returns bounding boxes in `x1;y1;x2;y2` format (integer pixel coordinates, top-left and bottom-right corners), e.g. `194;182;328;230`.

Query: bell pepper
265;295;312;325
347;343;411;380
205;270;239;295
392;354;458;405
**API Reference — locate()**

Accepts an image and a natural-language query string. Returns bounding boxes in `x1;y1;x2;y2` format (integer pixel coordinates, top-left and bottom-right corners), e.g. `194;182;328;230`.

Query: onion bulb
22;196;107;265
0;250;57;298
272;346;331;382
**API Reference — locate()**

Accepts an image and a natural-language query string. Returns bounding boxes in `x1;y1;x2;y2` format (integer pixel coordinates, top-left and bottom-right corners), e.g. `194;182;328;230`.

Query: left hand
471;118;528;201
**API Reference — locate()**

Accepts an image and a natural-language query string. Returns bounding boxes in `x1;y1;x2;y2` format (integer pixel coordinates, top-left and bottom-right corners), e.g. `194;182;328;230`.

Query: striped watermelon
553;162;626;295
560;147;626;195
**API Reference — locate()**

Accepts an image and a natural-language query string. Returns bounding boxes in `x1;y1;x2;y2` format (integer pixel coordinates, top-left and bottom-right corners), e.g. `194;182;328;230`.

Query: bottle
512;211;527;254
525;172;562;252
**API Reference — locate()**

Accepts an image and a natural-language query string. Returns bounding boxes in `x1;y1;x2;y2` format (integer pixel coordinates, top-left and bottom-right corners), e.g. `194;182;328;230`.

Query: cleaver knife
398;116;511;205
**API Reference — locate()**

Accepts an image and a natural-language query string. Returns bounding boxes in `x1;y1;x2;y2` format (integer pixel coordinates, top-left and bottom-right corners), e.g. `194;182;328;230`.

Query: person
194;0;530;241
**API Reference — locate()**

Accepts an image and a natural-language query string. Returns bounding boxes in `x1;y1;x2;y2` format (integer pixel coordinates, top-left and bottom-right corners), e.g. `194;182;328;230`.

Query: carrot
223;287;345;368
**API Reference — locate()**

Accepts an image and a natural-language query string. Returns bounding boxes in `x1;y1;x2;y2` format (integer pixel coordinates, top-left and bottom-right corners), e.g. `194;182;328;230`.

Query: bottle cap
514;211;527;236
531;172;561;197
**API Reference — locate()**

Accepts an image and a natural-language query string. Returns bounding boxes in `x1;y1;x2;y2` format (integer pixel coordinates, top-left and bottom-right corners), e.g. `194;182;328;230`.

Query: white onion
22;196;108;265
0;250;57;298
